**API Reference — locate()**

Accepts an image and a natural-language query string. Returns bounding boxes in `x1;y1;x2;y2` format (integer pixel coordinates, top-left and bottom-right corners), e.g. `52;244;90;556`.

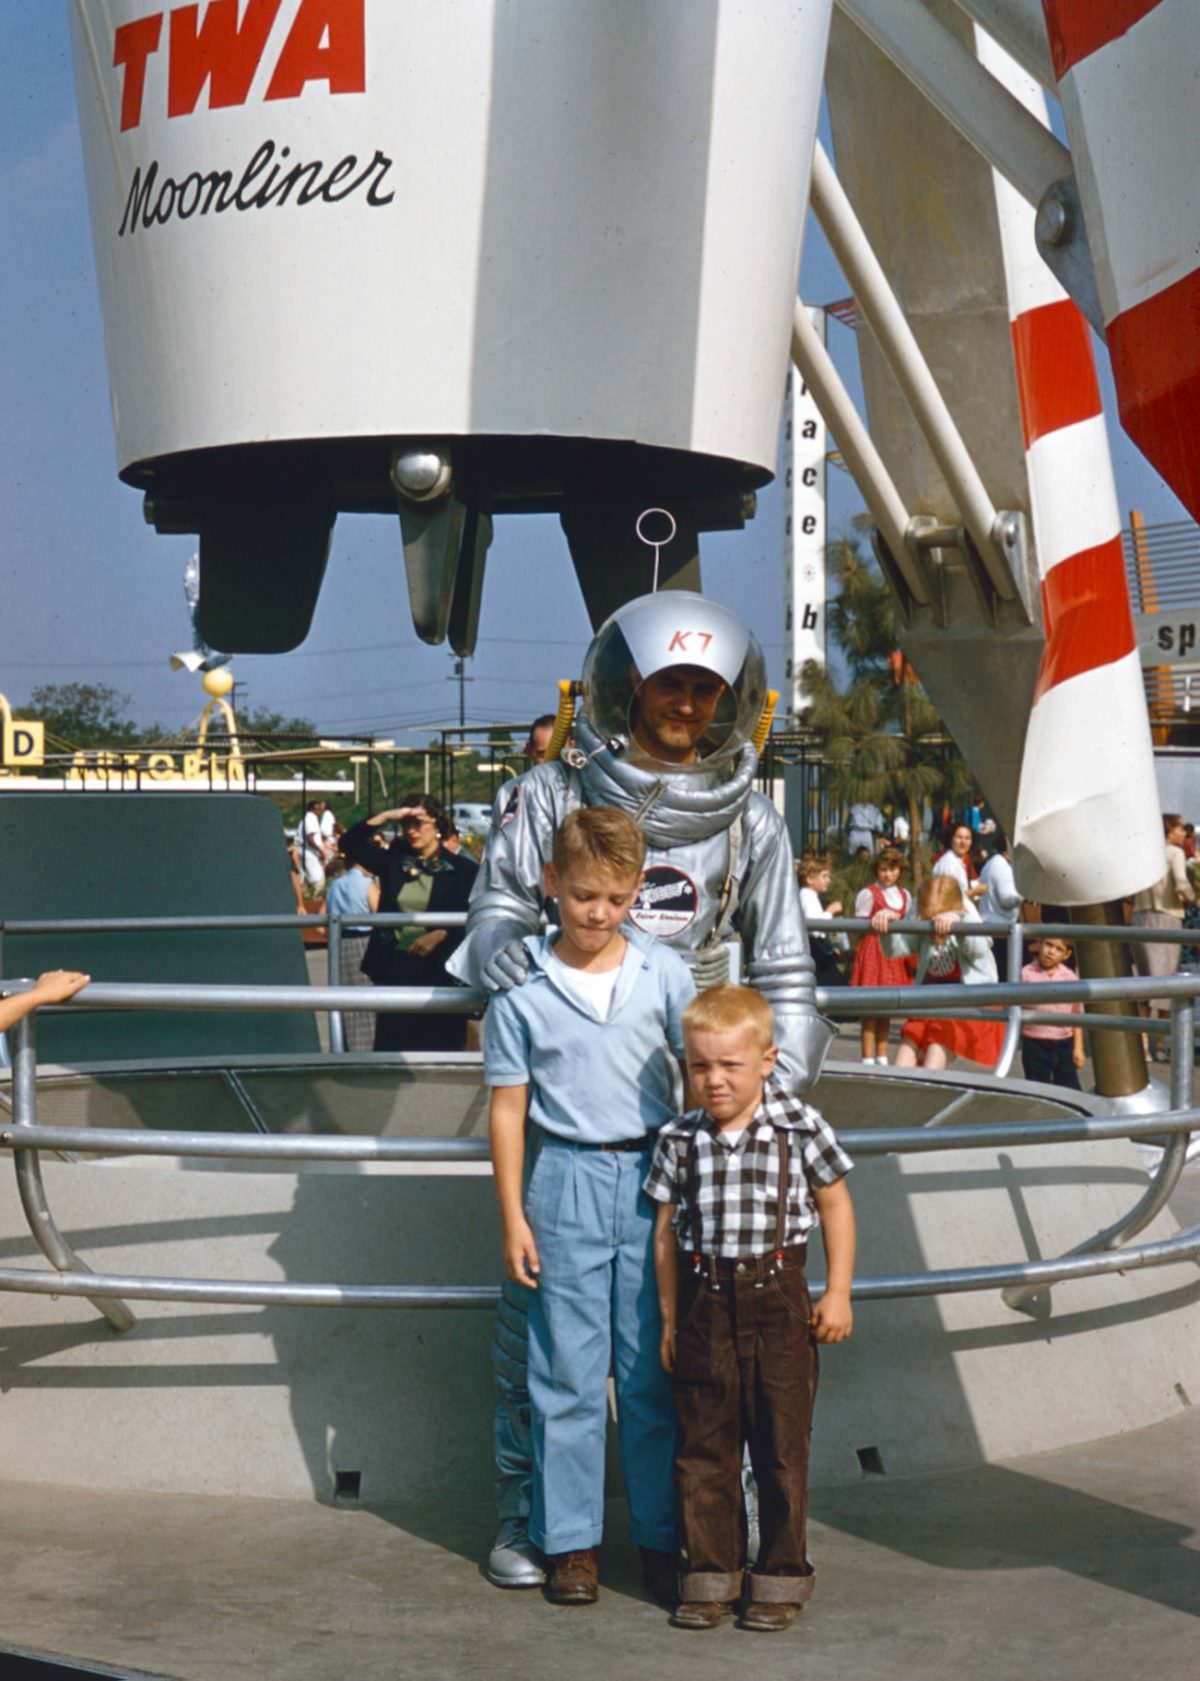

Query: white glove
480;938;532;993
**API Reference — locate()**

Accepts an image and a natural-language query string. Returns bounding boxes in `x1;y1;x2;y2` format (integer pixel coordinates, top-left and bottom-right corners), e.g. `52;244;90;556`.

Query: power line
0;631;590;671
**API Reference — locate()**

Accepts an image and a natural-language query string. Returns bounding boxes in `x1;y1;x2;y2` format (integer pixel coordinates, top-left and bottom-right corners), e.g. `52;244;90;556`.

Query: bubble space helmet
581;591;768;771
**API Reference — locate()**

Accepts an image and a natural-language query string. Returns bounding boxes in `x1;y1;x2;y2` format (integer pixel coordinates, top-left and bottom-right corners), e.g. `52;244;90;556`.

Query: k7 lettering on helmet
113;0;365;133
667;630;714;654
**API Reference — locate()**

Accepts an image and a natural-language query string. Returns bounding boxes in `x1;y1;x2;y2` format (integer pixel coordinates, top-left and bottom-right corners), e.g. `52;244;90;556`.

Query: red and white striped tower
974;27;1162;905
1042;0;1200;524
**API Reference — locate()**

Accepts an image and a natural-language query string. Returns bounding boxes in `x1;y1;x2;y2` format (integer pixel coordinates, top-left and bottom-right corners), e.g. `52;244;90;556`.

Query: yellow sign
0;693;44;768
65;748;246;786
0;685;243;784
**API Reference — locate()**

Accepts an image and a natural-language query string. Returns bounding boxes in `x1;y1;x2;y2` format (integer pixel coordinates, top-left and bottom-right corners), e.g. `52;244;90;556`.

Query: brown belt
687;1127;794;1290
535;1128;652;1153
694;1242;808;1284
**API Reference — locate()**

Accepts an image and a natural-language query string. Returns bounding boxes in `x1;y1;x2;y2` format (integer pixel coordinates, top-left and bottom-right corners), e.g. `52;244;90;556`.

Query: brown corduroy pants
672;1246;819;1606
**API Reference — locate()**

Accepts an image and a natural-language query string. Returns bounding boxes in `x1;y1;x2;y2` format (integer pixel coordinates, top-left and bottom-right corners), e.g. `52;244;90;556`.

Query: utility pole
449;655;473;730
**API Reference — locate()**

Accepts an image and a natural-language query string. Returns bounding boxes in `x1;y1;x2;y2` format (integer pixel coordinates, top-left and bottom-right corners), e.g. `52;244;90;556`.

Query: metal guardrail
5;908;1184;1060
0;910;468;1059
0;941;1198;1331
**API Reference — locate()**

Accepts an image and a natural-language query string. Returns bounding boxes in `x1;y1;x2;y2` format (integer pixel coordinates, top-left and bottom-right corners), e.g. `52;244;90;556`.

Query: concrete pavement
0;1407;1195;1681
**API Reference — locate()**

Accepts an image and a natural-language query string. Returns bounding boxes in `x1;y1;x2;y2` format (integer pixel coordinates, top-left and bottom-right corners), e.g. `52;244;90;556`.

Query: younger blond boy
644;984;855;1633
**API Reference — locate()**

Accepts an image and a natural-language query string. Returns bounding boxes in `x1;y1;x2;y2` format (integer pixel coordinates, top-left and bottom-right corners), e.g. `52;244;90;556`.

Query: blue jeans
525;1137;677;1556
492;1281;535;1527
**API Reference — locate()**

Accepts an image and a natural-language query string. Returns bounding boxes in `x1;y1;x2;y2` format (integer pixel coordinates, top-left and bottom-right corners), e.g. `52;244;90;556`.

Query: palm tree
801;531;973;883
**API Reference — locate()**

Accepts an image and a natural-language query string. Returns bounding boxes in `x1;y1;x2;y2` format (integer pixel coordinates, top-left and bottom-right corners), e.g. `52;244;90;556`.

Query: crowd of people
799;830;1016;1074
796;804;1200;1083
288;767;1198;1082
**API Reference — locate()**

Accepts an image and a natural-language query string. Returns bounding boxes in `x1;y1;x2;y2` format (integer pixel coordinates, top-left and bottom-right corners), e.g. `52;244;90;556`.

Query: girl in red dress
850;847;913;1064
873;874;1005;1071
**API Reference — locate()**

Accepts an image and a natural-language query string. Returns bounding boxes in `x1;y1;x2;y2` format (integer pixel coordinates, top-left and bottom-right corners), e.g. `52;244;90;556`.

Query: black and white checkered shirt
643;1078;853;1259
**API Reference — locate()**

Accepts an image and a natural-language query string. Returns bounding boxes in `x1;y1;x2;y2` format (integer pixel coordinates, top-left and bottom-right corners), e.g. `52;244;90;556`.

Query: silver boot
486;1518;546;1588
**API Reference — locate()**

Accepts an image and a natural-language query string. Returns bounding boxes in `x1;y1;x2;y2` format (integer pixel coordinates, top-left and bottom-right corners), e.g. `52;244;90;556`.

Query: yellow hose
752;690;779;757
544;680;578;762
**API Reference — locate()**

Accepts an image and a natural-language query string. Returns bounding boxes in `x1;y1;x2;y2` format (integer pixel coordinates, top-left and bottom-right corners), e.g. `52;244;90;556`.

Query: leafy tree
20;683;147;751
801;532;974;884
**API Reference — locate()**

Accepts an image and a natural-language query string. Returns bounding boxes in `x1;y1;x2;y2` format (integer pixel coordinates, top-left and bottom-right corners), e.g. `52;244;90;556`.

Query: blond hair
802;852;832;882
917;873;965;918
682;984;775;1049
552;805;645;879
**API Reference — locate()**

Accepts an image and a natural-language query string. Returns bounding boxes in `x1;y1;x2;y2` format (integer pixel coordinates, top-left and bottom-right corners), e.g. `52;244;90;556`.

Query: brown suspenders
686;1123;792;1286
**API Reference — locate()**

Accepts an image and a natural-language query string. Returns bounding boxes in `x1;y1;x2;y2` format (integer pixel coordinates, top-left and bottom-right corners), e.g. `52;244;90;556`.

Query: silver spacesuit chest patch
629;864;700;937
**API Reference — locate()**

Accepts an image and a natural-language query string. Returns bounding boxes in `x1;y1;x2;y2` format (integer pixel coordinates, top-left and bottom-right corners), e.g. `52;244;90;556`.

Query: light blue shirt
484;926;696;1143
326;868;374;934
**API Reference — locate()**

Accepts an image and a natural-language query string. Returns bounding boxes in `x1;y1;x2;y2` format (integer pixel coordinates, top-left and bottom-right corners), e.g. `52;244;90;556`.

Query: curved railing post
1170;995;1195;1113
1;938;1198;1321
1001;991;1196;1314
10;1013;136;1333
327;913;346;1055
992;920;1025;1079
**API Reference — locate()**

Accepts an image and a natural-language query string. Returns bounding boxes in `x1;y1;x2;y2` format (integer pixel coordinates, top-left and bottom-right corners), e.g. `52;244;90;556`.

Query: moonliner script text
118;138;394;235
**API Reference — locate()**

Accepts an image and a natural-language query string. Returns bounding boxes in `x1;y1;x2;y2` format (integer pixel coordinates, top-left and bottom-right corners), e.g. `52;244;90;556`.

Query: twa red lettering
168;0;282;120
666;630;714;654
113;0;365;133
113;13;163;132
266;0;364;102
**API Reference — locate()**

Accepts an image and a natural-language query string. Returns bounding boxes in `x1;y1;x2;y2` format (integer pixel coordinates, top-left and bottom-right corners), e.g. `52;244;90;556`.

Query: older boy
486;807;695;1607
645;985;855;1633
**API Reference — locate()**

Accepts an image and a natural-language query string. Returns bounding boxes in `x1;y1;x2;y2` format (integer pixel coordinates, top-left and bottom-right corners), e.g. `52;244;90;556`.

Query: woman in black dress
339;795;478;1051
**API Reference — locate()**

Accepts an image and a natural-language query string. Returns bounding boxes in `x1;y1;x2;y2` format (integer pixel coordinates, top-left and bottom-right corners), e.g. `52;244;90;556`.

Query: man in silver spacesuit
448;590;833;1588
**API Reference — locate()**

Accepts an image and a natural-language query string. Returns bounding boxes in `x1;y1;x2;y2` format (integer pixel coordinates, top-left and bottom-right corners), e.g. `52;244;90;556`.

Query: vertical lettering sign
782;307;827;720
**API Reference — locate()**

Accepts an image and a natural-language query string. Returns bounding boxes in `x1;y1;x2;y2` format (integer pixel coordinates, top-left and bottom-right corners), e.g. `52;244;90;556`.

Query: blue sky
0;8;1187;742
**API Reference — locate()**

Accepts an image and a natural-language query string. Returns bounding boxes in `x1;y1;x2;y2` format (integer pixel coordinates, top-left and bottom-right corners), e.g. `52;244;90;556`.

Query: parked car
452;802;493;836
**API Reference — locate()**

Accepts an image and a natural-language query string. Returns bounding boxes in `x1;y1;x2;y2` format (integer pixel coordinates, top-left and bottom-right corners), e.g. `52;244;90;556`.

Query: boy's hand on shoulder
811;1288;853;1344
501;1217;541;1289
659;1319;676;1373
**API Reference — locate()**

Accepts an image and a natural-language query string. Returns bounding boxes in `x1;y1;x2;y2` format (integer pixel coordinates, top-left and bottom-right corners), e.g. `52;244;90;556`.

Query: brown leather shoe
671;1600;733;1630
738;1601;799;1632
545;1548;599;1604
639;1546;680;1608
